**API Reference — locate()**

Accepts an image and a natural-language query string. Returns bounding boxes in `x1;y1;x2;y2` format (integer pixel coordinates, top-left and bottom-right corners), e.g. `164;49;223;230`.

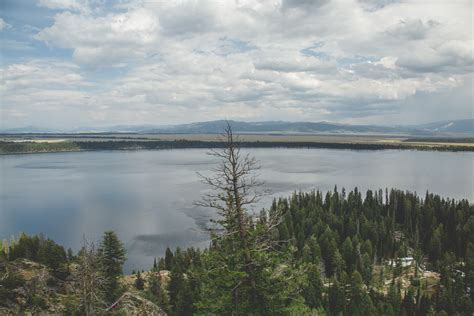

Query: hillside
1;188;472;315
413;119;474;134
2;119;473;136
0;258;167;315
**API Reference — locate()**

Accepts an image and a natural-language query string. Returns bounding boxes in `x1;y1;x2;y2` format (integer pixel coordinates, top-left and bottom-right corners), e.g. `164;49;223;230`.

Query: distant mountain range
1;119;473;137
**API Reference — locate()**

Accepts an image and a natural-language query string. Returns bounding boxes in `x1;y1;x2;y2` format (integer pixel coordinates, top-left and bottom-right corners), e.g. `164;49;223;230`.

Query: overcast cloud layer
0;0;472;128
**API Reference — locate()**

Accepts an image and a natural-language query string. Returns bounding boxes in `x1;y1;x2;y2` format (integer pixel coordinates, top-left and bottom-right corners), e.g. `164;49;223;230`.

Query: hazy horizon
2;117;473;132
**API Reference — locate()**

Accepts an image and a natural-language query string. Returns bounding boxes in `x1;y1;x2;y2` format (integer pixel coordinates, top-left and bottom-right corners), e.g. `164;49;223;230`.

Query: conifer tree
135;271;144;290
152;258;158;271
303;264;323;309
97;231;126;304
196;123;305;314
148;272;170;313
164;247;174;270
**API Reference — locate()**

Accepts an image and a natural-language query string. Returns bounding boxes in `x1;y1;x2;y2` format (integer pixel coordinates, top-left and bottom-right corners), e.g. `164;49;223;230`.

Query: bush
0;287;15;304
411;277;420;286
31;295;48;309
0;272;25;289
63;296;81;316
46;277;59;287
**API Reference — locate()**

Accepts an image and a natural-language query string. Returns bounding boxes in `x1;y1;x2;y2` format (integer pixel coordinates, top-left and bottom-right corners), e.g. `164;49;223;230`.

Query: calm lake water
1;148;473;271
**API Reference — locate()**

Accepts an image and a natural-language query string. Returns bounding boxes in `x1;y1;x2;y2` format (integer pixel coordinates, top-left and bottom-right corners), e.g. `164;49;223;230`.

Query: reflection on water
0;148;473;271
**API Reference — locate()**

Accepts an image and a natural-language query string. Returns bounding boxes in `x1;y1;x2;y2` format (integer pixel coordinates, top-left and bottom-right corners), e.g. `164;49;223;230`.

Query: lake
1;148;473;271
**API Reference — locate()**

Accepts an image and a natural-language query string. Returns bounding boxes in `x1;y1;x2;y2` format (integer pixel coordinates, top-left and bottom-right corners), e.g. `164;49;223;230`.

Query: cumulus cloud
0;0;472;128
37;0;98;13
35;8;159;66
396;41;474;74
386;19;439;40
156;0;217;36
358;0;399;11
281;0;330;11
0;60;88;107
0;18;11;31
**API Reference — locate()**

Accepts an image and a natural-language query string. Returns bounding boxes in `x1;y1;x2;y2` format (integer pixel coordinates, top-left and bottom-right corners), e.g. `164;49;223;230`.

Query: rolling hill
1;119;473;136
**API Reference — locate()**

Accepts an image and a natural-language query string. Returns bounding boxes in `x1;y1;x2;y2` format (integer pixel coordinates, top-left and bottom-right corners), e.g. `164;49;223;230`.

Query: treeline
75;140;474;151
1;233;69;277
158;188;473;315
1;139;474;154
274;188;473;314
0;141;80;154
275;187;472;270
405;138;474;144
150;127;473;315
1;188;473;314
0;231;126;314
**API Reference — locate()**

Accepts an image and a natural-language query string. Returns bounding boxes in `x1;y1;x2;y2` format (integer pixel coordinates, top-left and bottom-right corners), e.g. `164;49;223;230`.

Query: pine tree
67;248;74;262
152;258;158;271
195;123;306;314
349;271;376;315
342;236;354;272
135;271;144;290
466;242;474;302
97;231;126;305
303;264;323;309
158;258;166;271
148;272;170;313
328;277;345;315
164;247;174;270
169;268;196;315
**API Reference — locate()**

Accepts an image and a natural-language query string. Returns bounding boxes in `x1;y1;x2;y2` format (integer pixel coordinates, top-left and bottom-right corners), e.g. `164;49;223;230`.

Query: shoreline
1;138;474;155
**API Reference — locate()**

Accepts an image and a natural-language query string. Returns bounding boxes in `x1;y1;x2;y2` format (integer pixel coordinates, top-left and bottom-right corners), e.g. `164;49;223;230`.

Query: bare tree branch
75;236;106;316
194;121;285;309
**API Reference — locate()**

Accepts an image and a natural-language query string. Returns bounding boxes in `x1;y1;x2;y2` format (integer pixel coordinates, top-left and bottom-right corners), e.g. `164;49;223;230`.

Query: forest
1;127;473;315
1;187;472;315
1;137;474;155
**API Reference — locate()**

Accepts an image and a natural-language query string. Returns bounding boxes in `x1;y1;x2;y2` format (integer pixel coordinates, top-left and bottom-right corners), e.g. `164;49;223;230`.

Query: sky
0;0;473;129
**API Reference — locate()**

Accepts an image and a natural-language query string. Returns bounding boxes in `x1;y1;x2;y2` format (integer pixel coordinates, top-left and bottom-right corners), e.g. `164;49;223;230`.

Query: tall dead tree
196;123;281;311
75;237;106;316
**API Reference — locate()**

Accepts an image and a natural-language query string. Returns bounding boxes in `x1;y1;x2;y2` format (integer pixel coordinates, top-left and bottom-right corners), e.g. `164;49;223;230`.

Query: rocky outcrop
0;258;69;314
107;292;167;315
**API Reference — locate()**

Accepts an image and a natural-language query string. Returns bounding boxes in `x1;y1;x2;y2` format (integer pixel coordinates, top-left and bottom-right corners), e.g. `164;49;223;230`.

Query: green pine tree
135;271;144;290
98;231;126;305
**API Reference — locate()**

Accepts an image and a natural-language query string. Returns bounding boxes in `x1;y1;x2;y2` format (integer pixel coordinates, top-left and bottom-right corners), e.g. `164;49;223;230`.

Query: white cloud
37;0;91;13
386;19;439;40
0;18;11;31
35;9;159;66
1;60;86;90
1;0;472;127
0;60;90;124
396;40;474;73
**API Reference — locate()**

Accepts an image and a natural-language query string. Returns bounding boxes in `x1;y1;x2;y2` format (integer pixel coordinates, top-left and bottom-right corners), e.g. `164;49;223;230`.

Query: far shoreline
1;133;474;154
